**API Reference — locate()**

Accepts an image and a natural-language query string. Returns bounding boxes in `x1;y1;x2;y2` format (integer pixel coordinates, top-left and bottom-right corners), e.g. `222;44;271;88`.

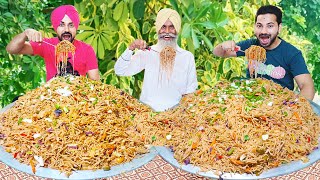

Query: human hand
220;40;239;52
24;28;43;42
129;39;147;51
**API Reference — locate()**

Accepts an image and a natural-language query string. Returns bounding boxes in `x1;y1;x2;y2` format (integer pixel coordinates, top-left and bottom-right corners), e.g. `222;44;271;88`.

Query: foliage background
0;0;319;108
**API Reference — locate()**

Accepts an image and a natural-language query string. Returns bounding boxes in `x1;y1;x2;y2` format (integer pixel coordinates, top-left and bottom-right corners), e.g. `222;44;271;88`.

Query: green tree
0;0;317;108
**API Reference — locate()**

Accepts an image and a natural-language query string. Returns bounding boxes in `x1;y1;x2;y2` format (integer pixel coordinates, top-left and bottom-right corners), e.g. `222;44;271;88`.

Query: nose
260;26;267;34
64;25;70;32
165;26;170;33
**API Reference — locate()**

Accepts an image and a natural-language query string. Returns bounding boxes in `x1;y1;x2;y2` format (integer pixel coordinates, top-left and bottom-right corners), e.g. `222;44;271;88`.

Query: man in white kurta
114;8;198;112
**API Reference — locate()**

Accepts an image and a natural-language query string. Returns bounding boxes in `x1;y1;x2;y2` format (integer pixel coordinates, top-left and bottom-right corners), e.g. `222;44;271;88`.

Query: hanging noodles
55;40;76;76
245;45;266;78
159;46;176;81
134;78;320;175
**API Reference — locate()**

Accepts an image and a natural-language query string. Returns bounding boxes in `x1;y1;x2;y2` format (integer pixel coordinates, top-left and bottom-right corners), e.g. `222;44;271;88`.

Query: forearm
300;85;315;100
6;32;28;54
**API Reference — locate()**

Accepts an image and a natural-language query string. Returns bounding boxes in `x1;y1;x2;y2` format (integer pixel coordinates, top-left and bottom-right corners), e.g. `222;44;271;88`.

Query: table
1;156;319;180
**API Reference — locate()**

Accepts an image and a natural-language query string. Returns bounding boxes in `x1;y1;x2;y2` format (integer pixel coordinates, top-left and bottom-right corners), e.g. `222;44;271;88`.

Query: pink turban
50;5;80;31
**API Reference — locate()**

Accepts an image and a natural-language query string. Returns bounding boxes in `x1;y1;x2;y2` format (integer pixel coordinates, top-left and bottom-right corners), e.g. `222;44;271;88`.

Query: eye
59;23;65;27
69;23;75;28
161;25;166;30
267;25;273;28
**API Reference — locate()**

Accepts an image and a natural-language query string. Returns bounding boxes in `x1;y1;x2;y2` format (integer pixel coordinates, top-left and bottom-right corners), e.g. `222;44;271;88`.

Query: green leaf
101;34;112;50
119;2;129;23
84;35;95;45
169;0;179;12
196;21;217;29
199;32;213;50
113;1;124;21
142;22;151;34
204;61;212;71
223;59;231;73
78;25;95;31
181;23;191;38
76;31;94;41
186;37;195;54
191;28;200;49
107;0;118;8
92;36;98;55
97;37;105;59
194;6;210;21
94;0;105;6
132;0;145;20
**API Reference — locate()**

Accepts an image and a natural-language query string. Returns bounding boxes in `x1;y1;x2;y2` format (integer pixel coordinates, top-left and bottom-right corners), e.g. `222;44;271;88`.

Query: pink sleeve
30;41;44;56
86;46;99;71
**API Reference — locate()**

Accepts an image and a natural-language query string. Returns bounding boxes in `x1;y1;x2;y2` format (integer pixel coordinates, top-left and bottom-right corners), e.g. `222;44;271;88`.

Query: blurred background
1;0;319;108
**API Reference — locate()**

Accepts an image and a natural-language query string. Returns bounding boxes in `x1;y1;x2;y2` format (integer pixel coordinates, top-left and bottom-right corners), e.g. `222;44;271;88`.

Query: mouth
61;33;72;41
259;34;271;46
159;33;176;41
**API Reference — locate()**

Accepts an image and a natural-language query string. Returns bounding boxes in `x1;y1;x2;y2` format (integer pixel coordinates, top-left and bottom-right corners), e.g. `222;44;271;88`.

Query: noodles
55;40;76;76
159;46;176;80
245;45;266;78
134;78;320;175
0;76;151;176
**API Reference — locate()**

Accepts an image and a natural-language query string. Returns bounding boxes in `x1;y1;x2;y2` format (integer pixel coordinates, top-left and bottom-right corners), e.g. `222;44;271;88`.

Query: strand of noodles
245;45;266;78
55;40;76;75
159;46;176;82
0;76;152;176
134;78;320;175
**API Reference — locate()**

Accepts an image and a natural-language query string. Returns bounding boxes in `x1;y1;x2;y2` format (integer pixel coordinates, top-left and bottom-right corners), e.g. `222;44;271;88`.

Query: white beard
156;37;178;50
156;37;178;85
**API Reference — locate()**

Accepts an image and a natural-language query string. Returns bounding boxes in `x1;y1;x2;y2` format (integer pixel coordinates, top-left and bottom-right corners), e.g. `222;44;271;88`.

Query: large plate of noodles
0;76;157;179
134;78;320;179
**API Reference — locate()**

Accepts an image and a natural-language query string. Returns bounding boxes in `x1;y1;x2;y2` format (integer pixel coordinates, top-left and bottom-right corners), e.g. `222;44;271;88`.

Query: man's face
158;19;177;41
56;15;77;42
254;14;281;49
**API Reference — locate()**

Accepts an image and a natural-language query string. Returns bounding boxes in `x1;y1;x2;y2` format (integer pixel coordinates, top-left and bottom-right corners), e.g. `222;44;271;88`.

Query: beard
157;33;178;82
58;32;74;43
157;33;178;50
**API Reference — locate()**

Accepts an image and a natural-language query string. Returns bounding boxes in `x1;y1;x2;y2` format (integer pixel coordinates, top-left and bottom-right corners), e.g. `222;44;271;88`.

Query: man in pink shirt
6;5;100;81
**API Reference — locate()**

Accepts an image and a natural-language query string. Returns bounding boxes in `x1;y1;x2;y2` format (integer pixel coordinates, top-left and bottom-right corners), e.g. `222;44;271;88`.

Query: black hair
255;5;282;25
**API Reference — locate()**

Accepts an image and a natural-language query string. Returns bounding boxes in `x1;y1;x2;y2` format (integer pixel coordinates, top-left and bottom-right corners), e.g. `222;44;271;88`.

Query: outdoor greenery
1;0;319;108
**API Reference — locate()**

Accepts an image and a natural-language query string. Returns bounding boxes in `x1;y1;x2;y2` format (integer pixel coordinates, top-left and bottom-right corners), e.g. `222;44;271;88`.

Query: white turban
155;8;181;33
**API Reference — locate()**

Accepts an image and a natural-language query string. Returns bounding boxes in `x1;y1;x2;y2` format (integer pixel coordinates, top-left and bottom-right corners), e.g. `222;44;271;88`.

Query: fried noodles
134;78;320;175
245;45;266;78
55;40;76;76
0;76;151;176
159;46;176;80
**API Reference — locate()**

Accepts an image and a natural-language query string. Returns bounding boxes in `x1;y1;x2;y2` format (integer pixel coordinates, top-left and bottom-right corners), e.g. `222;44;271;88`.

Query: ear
278;23;282;34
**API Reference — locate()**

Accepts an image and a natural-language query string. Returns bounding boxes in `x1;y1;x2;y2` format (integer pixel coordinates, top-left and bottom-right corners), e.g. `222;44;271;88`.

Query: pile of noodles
135;78;320;175
1;77;319;176
0;76;152;176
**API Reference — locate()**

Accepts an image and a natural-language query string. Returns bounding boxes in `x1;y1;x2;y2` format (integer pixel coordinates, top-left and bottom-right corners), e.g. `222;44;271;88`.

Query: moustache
159;33;177;39
259;34;270;38
62;32;72;37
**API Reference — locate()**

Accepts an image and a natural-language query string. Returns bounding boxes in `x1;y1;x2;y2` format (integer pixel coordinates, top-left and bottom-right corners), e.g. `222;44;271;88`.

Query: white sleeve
114;48;146;76
184;53;198;94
